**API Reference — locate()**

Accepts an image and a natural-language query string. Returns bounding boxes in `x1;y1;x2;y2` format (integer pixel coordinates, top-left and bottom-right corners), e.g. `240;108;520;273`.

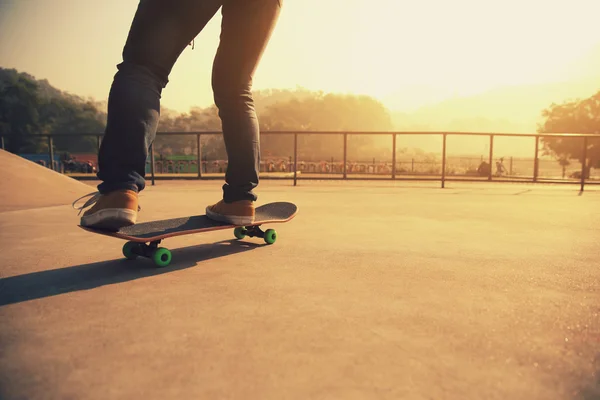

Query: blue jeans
97;0;282;202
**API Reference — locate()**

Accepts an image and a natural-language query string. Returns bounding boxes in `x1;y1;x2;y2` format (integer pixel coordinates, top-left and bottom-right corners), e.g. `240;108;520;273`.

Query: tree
155;105;225;159
0;68;108;154
0;68;397;164
258;92;394;161
538;90;600;178
0;72;47;153
41;97;105;152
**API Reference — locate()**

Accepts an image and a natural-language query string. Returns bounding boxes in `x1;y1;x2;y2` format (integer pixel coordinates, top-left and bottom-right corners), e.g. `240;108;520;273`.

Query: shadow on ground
0;239;259;306
579;355;600;400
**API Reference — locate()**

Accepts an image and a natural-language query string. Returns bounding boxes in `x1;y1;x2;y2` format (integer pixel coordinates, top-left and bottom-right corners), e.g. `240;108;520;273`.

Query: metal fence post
1;136;5;150
488;134;494;181
392;133;397;180
150;143;156;186
441;133;447;188
533;136;539;182
580;136;588;192
197;134;202;179
293;133;298;187
48;136;55;171
343;133;348;179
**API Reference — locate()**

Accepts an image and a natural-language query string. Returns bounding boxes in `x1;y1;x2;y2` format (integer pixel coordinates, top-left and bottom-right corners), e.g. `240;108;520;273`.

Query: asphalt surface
1;179;599;400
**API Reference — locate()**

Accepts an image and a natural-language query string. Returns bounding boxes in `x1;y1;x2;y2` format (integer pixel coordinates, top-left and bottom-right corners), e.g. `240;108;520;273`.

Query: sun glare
0;0;599;112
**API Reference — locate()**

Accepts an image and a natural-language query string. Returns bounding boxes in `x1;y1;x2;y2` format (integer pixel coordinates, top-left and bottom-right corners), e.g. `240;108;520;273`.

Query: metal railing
1;131;599;191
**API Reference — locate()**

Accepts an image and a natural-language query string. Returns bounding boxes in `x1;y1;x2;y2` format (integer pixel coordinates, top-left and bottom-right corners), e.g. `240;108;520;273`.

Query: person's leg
98;0;223;194
206;0;282;224
80;0;223;230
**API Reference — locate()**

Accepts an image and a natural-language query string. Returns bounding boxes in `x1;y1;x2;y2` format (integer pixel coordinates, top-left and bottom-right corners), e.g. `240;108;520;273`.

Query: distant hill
387;41;600;156
390;43;600;137
392;80;598;133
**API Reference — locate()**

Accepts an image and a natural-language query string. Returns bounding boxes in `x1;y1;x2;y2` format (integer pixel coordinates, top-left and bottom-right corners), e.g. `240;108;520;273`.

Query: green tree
41;97;105;152
538;90;600;178
155;105;225;159
0;68;397;164
0;67;108;154
259;92;393;161
0;72;46;153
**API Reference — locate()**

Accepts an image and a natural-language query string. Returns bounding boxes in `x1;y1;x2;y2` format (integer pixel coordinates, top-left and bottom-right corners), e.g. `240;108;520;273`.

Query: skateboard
79;202;298;267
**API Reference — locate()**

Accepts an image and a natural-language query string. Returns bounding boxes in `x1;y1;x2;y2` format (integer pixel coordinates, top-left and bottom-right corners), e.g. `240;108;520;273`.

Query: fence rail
1;131;599;191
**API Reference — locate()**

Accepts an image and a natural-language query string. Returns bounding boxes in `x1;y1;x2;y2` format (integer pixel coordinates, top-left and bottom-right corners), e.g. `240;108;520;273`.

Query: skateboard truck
234;225;277;243
122;239;173;267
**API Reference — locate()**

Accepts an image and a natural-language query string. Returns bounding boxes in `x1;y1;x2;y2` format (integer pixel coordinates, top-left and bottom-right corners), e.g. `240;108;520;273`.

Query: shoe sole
206;207;254;226
81;208;137;231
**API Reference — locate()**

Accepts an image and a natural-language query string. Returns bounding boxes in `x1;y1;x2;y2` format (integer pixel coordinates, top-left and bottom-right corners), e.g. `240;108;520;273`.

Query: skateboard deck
80;201;297;267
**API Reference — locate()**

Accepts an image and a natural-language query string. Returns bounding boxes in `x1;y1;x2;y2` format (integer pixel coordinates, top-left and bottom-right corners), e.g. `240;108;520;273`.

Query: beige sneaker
206;199;255;225
73;190;139;231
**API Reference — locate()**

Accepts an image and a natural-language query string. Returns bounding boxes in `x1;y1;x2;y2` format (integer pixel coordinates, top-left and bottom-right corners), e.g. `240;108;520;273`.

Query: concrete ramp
0;149;93;212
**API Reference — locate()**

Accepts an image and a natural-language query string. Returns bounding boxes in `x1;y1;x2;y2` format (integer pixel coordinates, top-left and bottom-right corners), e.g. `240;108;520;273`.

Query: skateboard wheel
264;229;277;245
122;241;138;260
234;227;247;240
152;248;172;267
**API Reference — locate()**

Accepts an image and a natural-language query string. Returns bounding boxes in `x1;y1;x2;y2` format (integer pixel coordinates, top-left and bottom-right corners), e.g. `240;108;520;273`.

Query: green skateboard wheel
153;247;172;267
264;229;277;244
234;227;247;240
122;241;138;260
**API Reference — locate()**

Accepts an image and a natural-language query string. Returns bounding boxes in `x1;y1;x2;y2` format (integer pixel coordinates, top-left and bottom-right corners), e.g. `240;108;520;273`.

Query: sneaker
73;190;140;231
206;199;255;225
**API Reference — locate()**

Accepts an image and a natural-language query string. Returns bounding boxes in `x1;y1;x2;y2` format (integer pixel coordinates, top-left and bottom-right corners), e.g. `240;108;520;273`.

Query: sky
1;0;599;113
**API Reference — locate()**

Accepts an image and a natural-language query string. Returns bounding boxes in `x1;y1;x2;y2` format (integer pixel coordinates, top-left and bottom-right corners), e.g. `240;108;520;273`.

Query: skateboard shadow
580;361;600;400
0;239;259;307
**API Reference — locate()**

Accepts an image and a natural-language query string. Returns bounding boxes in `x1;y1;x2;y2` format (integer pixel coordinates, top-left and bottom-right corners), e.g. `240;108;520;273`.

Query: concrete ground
1;179;599;400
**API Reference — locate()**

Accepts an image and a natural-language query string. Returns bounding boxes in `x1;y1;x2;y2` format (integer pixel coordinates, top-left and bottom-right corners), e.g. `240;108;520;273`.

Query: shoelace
72;192;101;216
72;191;141;216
